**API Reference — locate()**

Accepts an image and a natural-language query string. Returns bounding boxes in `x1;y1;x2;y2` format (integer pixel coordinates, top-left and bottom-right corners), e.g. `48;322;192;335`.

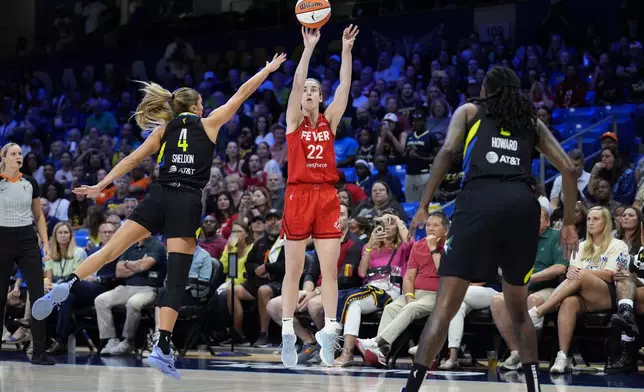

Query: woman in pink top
334;212;412;366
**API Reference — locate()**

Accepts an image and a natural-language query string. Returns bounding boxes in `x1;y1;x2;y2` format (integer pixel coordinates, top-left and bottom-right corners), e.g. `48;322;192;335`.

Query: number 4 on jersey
178;128;189;152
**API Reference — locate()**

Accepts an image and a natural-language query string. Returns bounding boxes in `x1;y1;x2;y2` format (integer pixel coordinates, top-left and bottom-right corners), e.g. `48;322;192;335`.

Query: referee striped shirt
0;174;39;227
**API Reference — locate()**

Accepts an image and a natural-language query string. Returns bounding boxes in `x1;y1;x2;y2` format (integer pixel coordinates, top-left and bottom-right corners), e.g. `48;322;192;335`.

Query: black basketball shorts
438;180;541;286
129;183;203;239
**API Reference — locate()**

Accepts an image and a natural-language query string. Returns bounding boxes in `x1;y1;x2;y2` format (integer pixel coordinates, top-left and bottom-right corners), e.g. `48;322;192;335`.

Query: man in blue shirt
94;235;167;356
334;121;359;168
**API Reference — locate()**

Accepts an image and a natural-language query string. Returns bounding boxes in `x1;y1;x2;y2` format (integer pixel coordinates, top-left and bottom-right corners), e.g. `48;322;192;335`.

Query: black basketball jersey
405;130;436;175
461;104;537;187
156;113;215;190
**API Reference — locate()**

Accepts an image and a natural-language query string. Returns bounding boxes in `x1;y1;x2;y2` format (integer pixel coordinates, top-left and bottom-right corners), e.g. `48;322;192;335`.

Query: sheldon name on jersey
172;153;195;164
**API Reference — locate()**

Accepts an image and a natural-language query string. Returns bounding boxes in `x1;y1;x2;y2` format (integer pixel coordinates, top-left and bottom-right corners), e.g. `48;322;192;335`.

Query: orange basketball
295;0;331;29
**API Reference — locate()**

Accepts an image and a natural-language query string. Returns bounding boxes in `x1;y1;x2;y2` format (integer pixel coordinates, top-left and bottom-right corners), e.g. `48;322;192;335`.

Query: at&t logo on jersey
485;151;521;166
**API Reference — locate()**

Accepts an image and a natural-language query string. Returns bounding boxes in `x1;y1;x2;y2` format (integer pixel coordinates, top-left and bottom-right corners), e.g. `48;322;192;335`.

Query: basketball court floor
0;350;642;392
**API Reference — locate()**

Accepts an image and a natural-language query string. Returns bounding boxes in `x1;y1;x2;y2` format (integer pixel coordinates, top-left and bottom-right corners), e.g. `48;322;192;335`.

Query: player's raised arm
411;103;474;229
325;25;359;131
286;28;320;132
203;53;287;140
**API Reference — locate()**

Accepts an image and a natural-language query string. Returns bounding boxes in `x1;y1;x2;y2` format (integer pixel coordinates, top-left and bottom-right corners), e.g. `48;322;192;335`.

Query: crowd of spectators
2;0;644;374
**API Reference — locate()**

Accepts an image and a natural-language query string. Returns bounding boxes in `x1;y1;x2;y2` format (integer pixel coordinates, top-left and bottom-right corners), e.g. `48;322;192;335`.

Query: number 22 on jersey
306;145;323;159
178;128;189;152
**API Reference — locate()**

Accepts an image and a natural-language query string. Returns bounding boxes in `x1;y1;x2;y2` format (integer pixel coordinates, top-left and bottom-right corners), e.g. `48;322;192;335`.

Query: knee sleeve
158;252;193;311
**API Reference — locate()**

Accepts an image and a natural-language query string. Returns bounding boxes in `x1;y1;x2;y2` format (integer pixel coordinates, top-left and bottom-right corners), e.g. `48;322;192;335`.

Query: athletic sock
64;273;79;287
282;318;294;335
157;329;172;355
622;334;636;342
323;317;340;334
403;363;429;392
618;299;634;309
523;362;541;392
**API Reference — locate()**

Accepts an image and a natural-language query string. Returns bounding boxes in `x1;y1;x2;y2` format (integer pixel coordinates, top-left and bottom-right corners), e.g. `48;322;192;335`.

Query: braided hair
468;67;536;136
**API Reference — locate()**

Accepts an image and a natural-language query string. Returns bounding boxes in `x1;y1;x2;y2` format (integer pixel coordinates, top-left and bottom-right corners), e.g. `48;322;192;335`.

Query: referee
0;143;54;365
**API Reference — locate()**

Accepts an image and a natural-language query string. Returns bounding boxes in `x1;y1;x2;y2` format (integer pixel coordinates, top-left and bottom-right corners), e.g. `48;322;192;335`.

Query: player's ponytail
134;82;200;131
0;142;19;173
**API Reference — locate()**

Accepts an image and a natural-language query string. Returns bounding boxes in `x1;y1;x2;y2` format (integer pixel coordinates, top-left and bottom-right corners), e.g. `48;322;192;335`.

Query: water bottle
67;333;76;354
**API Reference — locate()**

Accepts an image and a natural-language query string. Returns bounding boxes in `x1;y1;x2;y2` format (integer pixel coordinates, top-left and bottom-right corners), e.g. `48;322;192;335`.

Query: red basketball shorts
282;183;342;241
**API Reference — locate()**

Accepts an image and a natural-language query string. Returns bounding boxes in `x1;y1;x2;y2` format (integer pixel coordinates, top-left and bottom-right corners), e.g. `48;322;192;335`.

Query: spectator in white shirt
550;149;590;210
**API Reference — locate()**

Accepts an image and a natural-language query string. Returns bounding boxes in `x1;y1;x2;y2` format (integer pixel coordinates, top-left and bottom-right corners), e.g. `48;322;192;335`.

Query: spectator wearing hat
354;159;372;189
600;132;618;151
250;214;266;242
376;113;407;165
334;121;359;168
404;107;439;202
228;209;285;348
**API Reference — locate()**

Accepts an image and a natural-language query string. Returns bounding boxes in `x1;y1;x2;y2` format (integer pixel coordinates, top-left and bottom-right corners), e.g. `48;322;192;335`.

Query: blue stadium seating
74;228;89;248
401;202;419;220
599;104;636;118
340;167;358;183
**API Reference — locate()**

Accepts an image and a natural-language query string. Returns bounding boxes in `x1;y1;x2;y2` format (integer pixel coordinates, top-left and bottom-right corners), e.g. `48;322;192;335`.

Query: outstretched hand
73;184;102;199
265;53;287;73
302;27;321;49
410;208;429;231
342;24;359;51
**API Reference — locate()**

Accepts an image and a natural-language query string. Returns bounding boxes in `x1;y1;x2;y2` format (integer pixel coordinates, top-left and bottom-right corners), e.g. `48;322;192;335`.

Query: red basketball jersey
286;113;339;185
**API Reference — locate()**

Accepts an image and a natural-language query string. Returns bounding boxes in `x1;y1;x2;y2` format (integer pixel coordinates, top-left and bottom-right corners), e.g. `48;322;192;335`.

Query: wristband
404;293;416;299
364;248;372;254
430;248;441;255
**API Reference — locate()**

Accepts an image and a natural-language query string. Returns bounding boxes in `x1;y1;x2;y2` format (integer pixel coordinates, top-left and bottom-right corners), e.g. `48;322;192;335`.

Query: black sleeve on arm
265;247;286;277
244;242;264;279
25;175;39;199
344;236;364;277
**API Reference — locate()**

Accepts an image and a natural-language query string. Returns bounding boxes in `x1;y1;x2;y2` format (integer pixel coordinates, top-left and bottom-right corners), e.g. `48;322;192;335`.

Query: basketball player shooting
280;25;359;368
402;67;579;392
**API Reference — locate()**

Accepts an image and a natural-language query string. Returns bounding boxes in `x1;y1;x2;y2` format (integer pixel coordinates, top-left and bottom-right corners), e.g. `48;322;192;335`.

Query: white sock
510;350;519;357
618;299;634;309
282;318;294;335
323;317;340;333
622;334;636;342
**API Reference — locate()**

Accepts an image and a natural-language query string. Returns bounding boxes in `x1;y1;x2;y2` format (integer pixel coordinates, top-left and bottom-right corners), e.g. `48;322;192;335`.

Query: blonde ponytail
0;142;19;173
133;81;201;131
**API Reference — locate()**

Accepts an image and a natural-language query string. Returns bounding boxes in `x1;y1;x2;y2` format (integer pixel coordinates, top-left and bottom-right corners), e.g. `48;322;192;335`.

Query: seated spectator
267;204;363;363
43;181;69;221
361;154;404;202
3;268;30;345
354;159;372;188
104;175;131;212
55;151;74;189
104;210;122;231
490;207;568;370
549;149;591;210
128;164;151;197
350;216;373;244
223;142;242;176
335;121;359;168
354;181;408;222
337;189;355;211
154;246;214;332
356;212;449;367
336;170;367;206
269;124;287;168
257;142;281;175
241;154;266;189
528;206;629;373
95;235;167;356
250;215;266;242
615;207;643;255
40;197;60;237
45;222;87;284
607;240;644;374
586;146;636;206
199;216;227;259
240;187;271;224
253;115;274;146
334;213;411;366
48;222;118;354
227;209;284;347
355;128;376;163
266;172;285;212
212;191;239;239
225;173;245;208
68;192;90;228
552;201;588;242
555;65;587;108
376;114;406;165
84;100;118;135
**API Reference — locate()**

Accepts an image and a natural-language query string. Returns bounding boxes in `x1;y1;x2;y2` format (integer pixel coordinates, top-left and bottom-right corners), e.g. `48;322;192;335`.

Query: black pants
0;226;47;353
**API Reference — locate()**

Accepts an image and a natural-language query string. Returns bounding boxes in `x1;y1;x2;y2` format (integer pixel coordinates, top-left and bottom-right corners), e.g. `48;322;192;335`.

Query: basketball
295;0;331;29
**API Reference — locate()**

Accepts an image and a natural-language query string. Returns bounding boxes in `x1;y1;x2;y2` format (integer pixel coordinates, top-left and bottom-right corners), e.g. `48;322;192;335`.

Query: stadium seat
441;201;455;218
600;104;636;118
340;167;358;183
401;202;419;220
562;107;599;123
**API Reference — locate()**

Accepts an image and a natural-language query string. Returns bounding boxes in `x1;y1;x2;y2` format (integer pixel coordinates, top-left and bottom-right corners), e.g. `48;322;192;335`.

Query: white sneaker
315;330;338;367
111;340;135;356
355;338;378;357
2;326;10;342
408;345;418;356
499;350;522;371
549;351;571;374
280;333;298;368
528;306;544;329
438;358;460;370
100;338;121;356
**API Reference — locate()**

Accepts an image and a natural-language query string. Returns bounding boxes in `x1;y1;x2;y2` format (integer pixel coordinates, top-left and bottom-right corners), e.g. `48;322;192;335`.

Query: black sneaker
253;333;271;348
610;304;640;338
605;340;638;374
30;352;55;366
